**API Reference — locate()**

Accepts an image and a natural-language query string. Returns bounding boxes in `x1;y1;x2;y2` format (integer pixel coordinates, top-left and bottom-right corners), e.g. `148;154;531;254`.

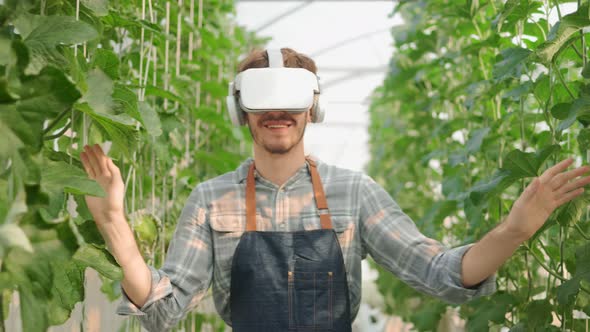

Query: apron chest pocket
288;270;333;330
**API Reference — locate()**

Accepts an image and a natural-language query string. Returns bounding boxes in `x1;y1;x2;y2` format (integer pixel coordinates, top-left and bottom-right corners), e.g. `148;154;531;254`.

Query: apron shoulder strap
246;163;257;231
305;157;333;230
245;158;333;231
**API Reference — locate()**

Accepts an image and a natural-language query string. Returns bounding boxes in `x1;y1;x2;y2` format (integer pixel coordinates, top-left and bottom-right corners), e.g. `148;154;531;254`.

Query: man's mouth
263;121;293;130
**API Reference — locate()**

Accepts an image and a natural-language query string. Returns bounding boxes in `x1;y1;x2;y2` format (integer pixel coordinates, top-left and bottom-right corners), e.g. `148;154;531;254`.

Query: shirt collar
234;155;321;185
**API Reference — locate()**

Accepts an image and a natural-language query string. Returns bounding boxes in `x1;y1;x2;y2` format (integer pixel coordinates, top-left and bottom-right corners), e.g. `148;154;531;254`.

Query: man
80;48;590;331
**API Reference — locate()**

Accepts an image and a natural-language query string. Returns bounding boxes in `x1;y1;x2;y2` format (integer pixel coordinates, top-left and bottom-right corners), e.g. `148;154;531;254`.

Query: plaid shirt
116;156;496;331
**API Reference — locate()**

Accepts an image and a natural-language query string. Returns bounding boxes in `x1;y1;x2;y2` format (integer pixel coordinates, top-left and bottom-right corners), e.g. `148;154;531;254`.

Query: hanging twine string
164;1;171;110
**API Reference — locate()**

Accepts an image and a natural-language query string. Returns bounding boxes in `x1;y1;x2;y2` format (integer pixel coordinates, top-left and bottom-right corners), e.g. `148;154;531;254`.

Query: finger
550;165;590;190
107;158;121;177
83;145;100;176
555;187;584;206
556;175;590;195
91;144;110;176
80;152;95;178
540;158;574;183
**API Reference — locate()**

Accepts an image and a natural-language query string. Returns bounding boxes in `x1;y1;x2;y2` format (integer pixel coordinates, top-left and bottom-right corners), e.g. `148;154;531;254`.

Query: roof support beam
254;1;314;32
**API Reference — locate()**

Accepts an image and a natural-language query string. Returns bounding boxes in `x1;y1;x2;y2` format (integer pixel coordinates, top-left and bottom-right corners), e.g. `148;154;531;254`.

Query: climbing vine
369;0;590;330
0;0;264;331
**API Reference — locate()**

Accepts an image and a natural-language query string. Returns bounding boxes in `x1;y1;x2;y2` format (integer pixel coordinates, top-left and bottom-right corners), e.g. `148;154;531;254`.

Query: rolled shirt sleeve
115;187;213;331
359;174;496;304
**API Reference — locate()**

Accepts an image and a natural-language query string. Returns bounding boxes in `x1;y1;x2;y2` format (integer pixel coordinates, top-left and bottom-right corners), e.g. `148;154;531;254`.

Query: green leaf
77;103;139;158
12;12;46;39
133;213;158;243
577;128;590;153
41;160;105;197
112;84;140;120
555;192;589;227
502;81;532;101
0;105;27;161
417;200;456;236
409;300;447;331
557;243;590;307
0;224;34;257
73;244;123;280
502;144;560;178
575;95;590;126
81;0;109;16
583;62;590;79
536;9;590;63
494;0;542;32
18;66;81;113
43;149;84;170
466;127;490;154
139;102;162;137
550;103;572;120
99;275;121;301
0;35;15;67
4;219;81;331
194;150;245;174
524;300;553;327
19;286;49;332
21;15;97;74
466;293;516;330
557;276;581;308
1;66;80;156
3;189;27;225
469;169;517;205
201;81;227;99
492;47;531;81
25;15;98;47
144;85;183;104
469;145;560;205
77;219;106;246
80;68;115;114
50;260;84;320
91;49;120;80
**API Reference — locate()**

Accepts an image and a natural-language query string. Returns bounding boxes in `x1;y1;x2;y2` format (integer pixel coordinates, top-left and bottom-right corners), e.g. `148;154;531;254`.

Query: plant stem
554;0;563;19
554;60;575;99
574;222;590;240
0;297;4;332
42;107;72;135
0;257;4;332
580;0;587;66
43;116;77;140
570;43;584;60
560;225;567;331
525;245;565;281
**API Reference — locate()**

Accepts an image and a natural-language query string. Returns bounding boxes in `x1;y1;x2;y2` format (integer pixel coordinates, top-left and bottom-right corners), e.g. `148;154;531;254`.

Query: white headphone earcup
226;96;244;127
312;100;325;123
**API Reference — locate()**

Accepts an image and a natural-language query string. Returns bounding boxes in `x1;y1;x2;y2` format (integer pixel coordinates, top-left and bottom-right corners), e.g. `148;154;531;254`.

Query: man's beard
248;112;307;155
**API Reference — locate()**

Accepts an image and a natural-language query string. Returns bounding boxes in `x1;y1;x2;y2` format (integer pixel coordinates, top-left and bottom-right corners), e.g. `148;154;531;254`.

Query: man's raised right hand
80;144;126;222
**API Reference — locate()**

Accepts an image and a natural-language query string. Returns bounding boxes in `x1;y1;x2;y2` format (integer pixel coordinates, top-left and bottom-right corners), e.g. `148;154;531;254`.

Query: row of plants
0;0;265;331
368;0;590;330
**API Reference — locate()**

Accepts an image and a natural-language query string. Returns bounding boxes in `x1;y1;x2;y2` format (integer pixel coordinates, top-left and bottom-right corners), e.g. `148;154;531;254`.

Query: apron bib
229;158;352;332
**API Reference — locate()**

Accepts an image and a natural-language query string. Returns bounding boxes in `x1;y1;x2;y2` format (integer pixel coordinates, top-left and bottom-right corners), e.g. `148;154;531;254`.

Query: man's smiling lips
262;120;293;132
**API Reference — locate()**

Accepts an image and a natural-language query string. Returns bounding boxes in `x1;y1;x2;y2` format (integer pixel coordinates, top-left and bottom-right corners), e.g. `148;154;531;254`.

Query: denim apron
229;158;352;332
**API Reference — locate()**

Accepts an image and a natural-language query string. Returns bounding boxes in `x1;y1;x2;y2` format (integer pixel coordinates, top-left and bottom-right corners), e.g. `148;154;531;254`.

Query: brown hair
237;47;318;74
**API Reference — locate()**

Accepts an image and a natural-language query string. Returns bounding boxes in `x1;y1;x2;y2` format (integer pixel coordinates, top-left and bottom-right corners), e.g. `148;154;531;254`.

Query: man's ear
307;108;312;123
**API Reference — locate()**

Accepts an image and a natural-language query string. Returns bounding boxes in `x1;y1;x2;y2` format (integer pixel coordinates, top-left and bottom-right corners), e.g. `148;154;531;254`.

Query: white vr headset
226;49;325;127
